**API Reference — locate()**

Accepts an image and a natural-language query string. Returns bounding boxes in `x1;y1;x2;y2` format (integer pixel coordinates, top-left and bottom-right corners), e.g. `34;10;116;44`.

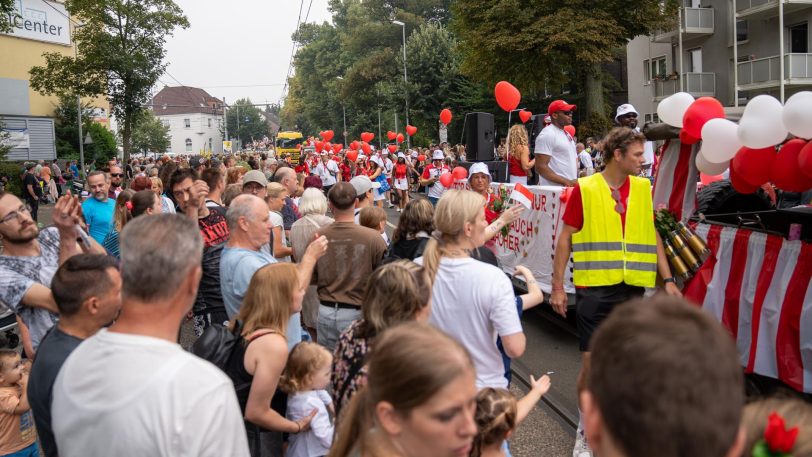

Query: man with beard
0;191;104;355
107;166;125;199
535;99;579;187
82;171;116;244
615;104;655;177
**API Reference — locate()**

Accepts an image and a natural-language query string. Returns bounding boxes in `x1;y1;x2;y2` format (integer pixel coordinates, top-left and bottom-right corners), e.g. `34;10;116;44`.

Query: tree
52;95;117;162
29;0;188;166
130;111;170;154
0;0;15;33
225;99;269;146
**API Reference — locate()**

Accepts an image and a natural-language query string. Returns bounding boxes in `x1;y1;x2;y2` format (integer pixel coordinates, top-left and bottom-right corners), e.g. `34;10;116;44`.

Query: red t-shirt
340;164;352;181
394;164;408;179
295;163;310;175
562;176;630;233
508;155;527;177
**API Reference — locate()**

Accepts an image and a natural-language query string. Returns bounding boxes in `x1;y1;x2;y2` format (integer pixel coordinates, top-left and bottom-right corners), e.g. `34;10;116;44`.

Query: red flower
764;412;799;454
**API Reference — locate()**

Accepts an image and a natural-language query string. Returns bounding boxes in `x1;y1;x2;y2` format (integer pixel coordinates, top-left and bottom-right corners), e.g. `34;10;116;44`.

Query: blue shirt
219;246;301;350
70;164;79;178
81;197;116;244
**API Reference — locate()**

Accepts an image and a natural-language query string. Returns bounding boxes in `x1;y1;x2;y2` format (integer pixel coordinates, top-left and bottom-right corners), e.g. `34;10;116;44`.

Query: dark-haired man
28;254;121;457
535;99;579;186
615;104;655;177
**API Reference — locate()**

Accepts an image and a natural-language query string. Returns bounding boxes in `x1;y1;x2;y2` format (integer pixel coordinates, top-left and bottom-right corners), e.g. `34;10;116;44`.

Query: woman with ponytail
417;190;526;390
102;190;161;258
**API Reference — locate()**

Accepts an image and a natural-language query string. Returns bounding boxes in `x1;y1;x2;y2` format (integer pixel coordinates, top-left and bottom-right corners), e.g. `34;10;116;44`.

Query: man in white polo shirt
534;99;578;187
615;104;655;177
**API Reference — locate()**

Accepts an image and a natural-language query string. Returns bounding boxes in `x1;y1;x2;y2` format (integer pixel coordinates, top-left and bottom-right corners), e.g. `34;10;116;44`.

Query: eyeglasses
611;188;625;214
0;204;31;224
560;111;573;116
110;173;124;178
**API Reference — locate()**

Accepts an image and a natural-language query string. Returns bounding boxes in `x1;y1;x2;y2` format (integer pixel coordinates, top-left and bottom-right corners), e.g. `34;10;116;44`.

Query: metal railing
653;72;716;99
736;0;772;12
738;54;812;86
683;7;714;31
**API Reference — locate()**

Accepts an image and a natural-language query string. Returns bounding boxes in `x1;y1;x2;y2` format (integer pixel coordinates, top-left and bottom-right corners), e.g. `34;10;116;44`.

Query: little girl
470;374;551;457
282;342;334;457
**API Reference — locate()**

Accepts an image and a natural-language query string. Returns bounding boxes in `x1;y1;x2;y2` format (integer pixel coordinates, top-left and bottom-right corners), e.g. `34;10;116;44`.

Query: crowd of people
0;99;808;457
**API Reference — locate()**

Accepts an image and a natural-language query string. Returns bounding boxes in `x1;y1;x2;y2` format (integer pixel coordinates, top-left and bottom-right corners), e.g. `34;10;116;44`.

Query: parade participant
329;322;478;457
107;166;124;199
507;124;534;184
315;153;340;194
393;153;410;212
315;183;387;351
359;206;388;245
0;350;35;457
339;157;354;183
170;168;230;336
582;297;745;457
271;167;301;233
366;160;386;209
382;151;394;207
28;254;121;457
349;175;379;223
418;190;525;389
241;170;268;200
577;143;595;176
387;199;433;261
82;171;117;244
22;164;41;222
101;189;134;258
226;264;318;456
290;188;334;341
52;215;250;457
330;261;431;417
202;167;226;208
615;104;655;177
467;163;523;254
550;127;680;457
419;150;450;206
266;182;293;261
535;99;579;186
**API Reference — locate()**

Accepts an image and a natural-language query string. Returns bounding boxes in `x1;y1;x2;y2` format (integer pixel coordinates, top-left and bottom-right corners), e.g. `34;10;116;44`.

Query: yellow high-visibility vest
571;174;657;288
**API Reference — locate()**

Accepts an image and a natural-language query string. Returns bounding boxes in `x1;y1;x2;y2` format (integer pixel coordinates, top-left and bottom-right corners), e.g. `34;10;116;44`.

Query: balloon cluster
657;91;812;194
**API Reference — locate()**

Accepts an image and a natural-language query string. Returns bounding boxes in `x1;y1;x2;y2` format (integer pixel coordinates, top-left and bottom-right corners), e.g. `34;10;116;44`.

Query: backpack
191;321;242;372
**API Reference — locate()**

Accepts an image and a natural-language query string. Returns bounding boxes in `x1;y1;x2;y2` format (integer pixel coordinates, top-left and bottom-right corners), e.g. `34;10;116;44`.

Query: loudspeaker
459;161;509;183
464;112;495;162
529;114;546;154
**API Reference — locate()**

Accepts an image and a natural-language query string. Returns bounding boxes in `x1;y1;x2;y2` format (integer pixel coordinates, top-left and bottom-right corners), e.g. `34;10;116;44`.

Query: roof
151;86;223;116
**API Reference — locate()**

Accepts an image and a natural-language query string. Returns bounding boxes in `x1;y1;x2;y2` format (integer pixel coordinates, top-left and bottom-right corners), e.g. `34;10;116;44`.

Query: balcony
736;0;812;19
653;7;715;43
737;54;812;91
653;72;717;101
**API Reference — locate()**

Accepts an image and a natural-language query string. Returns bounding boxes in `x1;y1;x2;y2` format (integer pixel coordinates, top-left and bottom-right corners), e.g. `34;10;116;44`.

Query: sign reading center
2;0;71;46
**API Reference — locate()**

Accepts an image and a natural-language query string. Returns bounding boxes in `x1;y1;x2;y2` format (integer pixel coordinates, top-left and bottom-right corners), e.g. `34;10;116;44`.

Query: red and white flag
509;183;534;209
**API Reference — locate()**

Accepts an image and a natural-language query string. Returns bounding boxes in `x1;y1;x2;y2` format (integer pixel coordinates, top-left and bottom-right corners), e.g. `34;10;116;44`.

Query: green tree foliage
84;122;117;163
130;110;171;154
29;0;188;165
52;95;117;162
0;0;14;33
225;99;270;146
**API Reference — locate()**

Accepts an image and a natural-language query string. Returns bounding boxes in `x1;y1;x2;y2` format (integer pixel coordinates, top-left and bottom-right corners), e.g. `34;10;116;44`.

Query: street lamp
336;76;347;147
392;20;410;150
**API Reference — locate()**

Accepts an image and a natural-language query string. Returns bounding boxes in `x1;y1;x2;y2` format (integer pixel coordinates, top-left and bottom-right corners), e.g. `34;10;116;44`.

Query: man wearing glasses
549;127;680;457
615;104;655;177
82;171;116;244
108;165;125;199
534;99;579;187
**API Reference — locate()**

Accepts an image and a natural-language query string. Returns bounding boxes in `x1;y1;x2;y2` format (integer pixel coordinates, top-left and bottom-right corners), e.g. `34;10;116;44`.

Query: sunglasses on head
611;188;625;214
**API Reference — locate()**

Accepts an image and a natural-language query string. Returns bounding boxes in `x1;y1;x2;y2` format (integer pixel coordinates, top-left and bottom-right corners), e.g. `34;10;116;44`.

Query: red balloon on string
406;125;417;136
323;130;335;142
361;132;374;143
350;140;359;150
682;97;725;139
332;143;342;153
396;133;404;144
361;142;371;154
388;144;398;153
319;131;326;139
798;140;812;178
315;141;324;152
519;110;532;124
729;166;759;194
564;125;576;138
771;139;812;192
346;150;358;162
387;131;397;141
679;129;700;145
731;146;776;187
417;154;426;162
494;81;521;112
452;166;468;180
440;109;452;126
439;172;453;187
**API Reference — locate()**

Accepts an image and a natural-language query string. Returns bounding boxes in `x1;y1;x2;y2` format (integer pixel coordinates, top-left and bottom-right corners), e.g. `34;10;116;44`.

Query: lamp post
336;76;347;147
73;22;86;176
392;20;410;150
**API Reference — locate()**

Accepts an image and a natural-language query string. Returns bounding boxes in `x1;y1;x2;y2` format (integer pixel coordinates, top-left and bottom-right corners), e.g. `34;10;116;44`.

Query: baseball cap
242;170;268;187
469;162;490;177
350;175;380;196
190;155;206;168
615;104;639;121
210;158;221;169
432;150;444;161
382;151;389;156
548;99;577;115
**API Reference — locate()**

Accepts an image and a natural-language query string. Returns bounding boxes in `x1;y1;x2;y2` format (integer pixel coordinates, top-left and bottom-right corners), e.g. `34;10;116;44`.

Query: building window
643;59;651;83
161;119;170;128
737;20;748;43
208;118;212;128
645;114;652;123
649;56;666;80
789;22;808;53
208;138;212;151
185;138;192;152
184;118;191;128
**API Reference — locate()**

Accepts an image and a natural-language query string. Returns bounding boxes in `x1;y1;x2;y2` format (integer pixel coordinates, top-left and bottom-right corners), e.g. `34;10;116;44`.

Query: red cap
548;100;577;115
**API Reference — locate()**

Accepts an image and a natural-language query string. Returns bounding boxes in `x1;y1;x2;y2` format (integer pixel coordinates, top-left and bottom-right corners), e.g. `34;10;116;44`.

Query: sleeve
421;166;430;179
489;273;523;337
0;268;33;313
269;212;283;229
534;130;554;157
308;397;335;449
189;383;250;457
561;184;584;231
317;390;333;406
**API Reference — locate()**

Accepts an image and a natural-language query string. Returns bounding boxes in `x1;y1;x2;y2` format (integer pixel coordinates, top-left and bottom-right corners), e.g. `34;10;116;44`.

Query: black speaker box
529;114;546;154
459;161;509;183
464;112;495;162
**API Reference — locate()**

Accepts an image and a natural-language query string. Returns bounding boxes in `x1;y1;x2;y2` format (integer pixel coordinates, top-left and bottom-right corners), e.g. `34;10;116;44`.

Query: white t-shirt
383;158;394;177
52;329;249;457
578;150;594;170
286;390;334;457
534;124;578;185
416;257;522;389
316;160;339;186
270;210;292;262
636;127;656;177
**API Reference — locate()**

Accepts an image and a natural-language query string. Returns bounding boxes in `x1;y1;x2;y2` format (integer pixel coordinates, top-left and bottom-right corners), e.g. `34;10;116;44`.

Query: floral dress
331;320;371;417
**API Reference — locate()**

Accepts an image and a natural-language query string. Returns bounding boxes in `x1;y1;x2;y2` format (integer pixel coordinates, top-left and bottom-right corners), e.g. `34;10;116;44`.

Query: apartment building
627;0;812;122
151;86;224;155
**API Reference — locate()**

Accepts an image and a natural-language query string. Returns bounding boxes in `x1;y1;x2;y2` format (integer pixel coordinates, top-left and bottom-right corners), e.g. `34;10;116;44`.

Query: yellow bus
276;131;304;163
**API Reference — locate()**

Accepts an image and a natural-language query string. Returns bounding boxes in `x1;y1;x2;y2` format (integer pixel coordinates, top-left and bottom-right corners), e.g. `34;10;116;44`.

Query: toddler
359;206;389;245
0;351;37;457
282;342;334;457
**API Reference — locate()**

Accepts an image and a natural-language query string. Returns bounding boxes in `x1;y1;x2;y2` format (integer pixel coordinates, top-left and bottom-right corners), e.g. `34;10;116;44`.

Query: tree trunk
122;114;132;166
585;61;604;121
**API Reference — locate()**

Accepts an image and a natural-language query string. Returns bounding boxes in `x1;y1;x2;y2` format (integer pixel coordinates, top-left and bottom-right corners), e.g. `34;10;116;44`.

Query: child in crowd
741;397;812;456
471;373;551;457
282;342;335;457
0;350;37;457
359;206;389;245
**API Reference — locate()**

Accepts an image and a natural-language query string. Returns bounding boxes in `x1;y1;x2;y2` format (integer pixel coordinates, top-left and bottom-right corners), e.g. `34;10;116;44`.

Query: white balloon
696;151;730;175
737;95;788;149
782;91;812;139
700;118;741;163
657;92;695;128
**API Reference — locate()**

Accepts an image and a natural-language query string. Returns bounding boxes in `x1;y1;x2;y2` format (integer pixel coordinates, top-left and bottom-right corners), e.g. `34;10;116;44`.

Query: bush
0;161;23;197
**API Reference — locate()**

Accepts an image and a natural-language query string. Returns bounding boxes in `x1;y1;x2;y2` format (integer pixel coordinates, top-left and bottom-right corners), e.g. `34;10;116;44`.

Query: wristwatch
663;277;676;284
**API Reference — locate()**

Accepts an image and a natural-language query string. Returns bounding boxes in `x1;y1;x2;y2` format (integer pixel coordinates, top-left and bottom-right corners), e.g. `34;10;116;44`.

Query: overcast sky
162;0;332;108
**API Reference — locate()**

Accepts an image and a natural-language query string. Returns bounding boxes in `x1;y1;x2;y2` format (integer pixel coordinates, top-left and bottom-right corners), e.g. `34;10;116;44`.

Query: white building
151;86;224;154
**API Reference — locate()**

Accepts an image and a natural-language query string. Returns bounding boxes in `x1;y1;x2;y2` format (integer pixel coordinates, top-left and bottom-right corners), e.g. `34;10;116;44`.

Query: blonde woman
507;124;534;184
150;177;175;214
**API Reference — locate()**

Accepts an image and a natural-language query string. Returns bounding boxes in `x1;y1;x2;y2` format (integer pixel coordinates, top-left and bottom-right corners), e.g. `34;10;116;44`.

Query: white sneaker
573;429;593;457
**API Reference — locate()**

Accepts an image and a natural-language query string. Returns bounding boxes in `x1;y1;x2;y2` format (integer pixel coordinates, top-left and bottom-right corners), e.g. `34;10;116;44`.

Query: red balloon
439;172;453;187
771;139;812;192
564;125;576;138
361;142;371;154
417;154;426;162
452;166;468;180
440;109;452;126
332;143;342;153
319;130;326;139
346;150;358;162
350;140;359;150
700;173;724;186
396;133;405;144
731;146;775;187
315;141;324;152
494;81;521;112
682;97;725;139
406;125;417;136
519;110;532;124
323;130;334;142
729;166;760;194
388;144;398;153
387;131;397;141
361;132;374;143
799;140;812;178
679;129;700;145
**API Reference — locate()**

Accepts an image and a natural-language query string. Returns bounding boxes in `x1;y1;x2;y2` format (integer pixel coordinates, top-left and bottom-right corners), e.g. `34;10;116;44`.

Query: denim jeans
317;304;361;352
428;196;440;206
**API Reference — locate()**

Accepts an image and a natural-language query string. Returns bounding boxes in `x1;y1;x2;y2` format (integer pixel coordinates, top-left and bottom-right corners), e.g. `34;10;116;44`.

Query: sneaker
573;430;593;457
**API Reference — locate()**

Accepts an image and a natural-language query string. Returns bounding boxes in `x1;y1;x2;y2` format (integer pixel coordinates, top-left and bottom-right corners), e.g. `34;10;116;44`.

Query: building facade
151;86;224;155
627;0;812;122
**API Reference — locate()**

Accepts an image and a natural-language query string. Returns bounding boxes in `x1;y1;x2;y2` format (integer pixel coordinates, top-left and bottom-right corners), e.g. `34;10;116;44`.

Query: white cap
469;162;490;177
432;150;444;161
397;152;406;159
350;175;380;195
615;103;639;121
411;151;418;158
